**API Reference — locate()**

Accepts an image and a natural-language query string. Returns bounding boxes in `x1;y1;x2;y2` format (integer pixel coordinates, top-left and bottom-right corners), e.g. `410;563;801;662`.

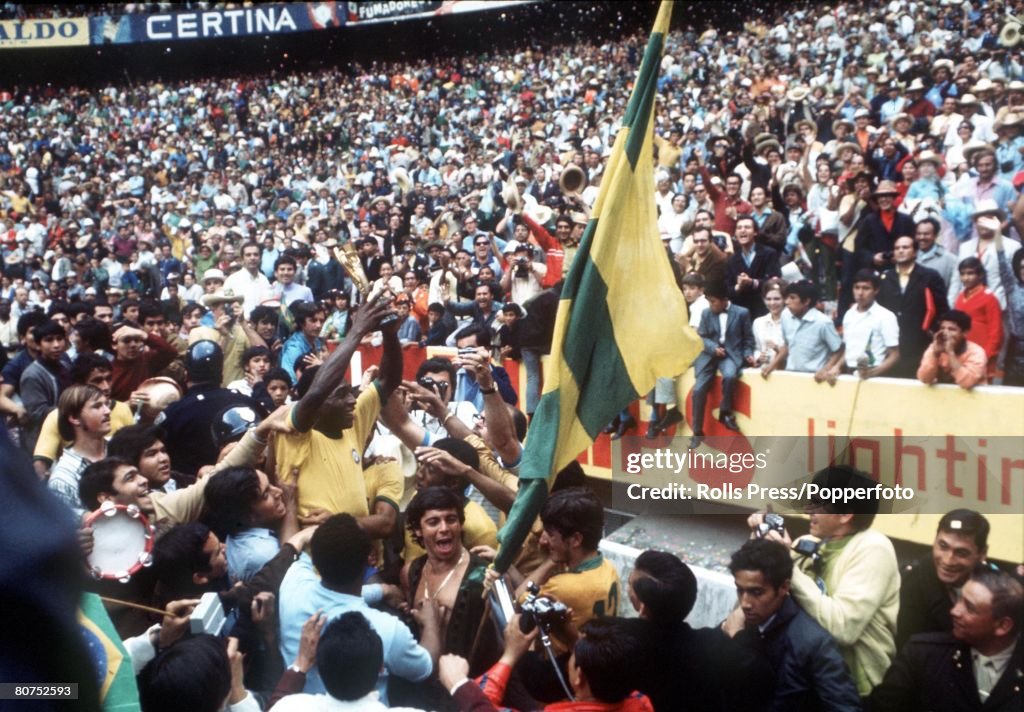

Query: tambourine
85;502;155;582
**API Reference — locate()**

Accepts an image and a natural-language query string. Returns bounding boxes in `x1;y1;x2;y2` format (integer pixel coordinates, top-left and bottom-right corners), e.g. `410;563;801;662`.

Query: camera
189;592;227;637
755;512;786;539
418;376;449;397
457;347;478;357
793;538;822;564
519;582;570;634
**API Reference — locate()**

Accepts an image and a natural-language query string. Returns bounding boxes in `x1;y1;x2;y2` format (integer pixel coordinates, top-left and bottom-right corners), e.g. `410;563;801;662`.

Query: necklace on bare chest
422;550;466;601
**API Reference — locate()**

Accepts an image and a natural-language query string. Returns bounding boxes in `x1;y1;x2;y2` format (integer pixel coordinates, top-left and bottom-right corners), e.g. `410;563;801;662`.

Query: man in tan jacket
749;465;900;697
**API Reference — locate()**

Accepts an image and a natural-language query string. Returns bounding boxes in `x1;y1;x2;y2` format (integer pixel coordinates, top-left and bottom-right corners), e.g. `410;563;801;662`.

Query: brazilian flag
78;593;142;711
495;0;701;571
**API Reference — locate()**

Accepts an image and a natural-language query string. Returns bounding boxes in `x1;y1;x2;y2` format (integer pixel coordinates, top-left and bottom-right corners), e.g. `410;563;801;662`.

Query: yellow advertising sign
608;372;1024;562
0;17;88;48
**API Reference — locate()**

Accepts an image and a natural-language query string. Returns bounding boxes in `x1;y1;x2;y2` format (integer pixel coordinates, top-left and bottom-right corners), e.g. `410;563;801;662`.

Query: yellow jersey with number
539;554;620;636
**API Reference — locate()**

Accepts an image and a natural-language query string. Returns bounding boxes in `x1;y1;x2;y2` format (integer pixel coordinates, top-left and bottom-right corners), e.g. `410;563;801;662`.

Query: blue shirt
781;308;843;372
280;332;321;384
278;555;432;701
226;527;279;584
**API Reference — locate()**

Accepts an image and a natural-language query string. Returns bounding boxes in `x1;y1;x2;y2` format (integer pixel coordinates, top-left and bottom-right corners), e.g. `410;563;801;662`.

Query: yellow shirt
362;459;405;565
464;434;519;492
402;499;498;562
274;385;381;519
34;400;134;465
363;459;405;511
539;554;620;634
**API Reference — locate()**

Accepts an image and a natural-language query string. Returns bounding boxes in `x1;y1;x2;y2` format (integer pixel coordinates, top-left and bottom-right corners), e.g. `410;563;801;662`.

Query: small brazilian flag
78;593;142;711
495;0;701;571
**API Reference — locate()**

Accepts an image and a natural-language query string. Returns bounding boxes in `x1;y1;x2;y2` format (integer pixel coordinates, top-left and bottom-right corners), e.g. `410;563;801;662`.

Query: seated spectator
917;310;988;389
394;295;422;346
689;282;755;447
423;301;457;347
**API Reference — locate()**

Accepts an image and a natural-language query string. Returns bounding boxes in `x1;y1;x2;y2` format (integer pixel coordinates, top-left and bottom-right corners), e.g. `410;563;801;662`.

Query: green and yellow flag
495;0;701;571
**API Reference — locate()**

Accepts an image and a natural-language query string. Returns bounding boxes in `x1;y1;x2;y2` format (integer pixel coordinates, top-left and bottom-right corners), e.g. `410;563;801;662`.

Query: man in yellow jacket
749;465;900;697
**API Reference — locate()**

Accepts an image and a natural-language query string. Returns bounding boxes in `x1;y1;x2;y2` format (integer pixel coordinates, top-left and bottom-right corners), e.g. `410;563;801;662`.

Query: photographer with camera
439;615;654;712
747;465;900;698
500;241;547;306
495;486;620;705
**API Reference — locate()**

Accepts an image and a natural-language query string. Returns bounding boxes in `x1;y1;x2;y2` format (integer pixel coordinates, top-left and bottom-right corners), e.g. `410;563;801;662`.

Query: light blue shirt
278;555;432;701
226;528;279;584
782;307;842;372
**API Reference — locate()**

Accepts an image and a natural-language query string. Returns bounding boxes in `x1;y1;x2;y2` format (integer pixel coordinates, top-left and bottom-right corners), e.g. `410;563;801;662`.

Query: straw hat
971;198;1006;221
201;268;226;285
787;86;811;102
873;180;900;196
502;181;522;213
201;289;244;307
962;139;995;163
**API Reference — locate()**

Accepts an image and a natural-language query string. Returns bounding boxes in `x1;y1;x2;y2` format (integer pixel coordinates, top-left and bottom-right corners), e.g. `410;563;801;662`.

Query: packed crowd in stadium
1;0;1022;711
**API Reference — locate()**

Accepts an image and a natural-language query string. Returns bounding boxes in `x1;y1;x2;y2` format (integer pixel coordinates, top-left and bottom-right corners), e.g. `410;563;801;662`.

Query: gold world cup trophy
333;240;398;324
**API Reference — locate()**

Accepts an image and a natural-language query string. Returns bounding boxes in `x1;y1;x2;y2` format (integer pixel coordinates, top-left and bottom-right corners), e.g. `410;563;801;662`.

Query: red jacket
954;287;1004;358
521;213;565;289
452;661;654;712
111;332;178;402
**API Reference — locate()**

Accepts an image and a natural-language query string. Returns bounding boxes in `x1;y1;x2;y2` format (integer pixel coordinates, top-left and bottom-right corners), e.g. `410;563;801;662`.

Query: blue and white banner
89;2;343;45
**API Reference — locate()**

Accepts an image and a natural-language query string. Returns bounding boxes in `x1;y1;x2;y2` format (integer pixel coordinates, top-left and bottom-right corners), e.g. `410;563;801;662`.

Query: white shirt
688;295;708;329
841;302;900;368
971;637;1018;703
224;268;271;318
272;690;425;712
